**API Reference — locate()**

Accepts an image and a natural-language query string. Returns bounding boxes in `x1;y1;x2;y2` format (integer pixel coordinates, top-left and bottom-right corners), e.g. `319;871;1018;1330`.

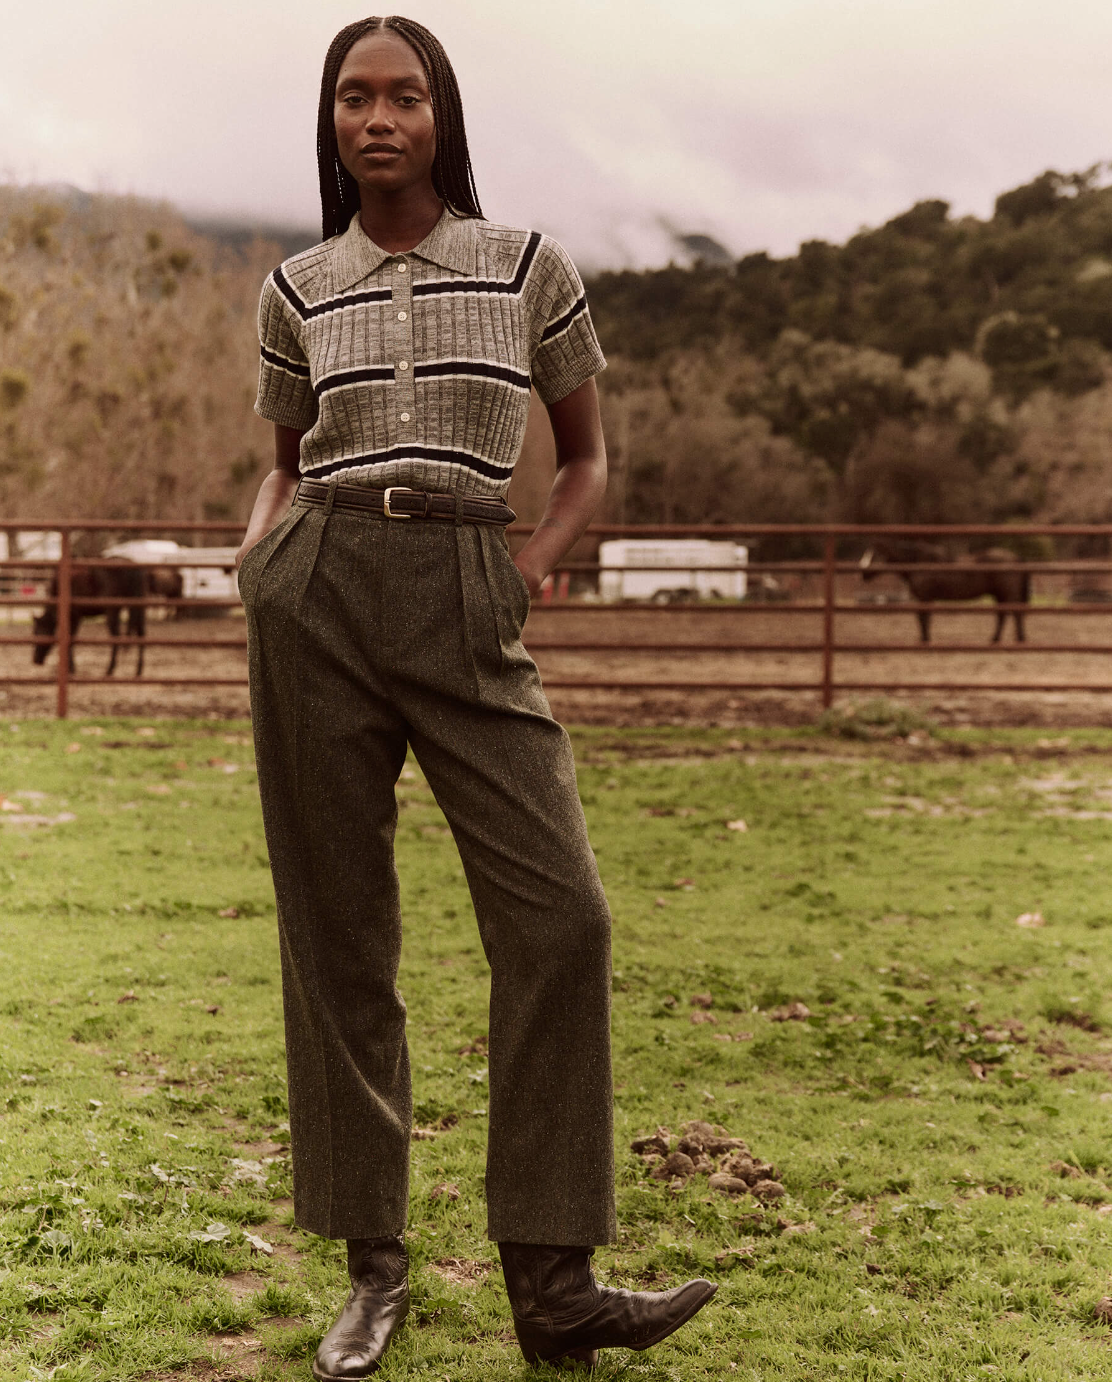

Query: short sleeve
254;273;319;431
529;237;606;405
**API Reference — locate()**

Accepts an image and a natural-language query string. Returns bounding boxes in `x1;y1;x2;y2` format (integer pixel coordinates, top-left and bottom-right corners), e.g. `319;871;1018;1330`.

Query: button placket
391;260;416;440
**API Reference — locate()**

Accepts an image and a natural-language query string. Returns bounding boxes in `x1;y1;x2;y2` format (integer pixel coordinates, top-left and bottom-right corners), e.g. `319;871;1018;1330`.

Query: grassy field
2;716;1112;1380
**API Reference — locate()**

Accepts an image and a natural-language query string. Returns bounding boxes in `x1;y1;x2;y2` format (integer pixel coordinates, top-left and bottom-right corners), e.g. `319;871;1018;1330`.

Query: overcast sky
2;0;1111;269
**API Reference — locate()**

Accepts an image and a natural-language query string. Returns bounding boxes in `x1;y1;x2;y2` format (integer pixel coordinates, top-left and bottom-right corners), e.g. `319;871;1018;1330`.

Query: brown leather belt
295;478;515;526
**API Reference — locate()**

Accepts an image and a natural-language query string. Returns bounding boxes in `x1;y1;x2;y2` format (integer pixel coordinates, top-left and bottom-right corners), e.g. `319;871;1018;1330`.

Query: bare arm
514;378;607;596
235;424;305;569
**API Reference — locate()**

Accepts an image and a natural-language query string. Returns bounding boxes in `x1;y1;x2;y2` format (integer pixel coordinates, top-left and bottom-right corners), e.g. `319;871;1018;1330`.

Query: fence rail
3;519;1112;716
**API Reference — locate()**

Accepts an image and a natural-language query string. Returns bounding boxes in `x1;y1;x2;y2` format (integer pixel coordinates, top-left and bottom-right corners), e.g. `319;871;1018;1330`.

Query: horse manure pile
630;1120;785;1201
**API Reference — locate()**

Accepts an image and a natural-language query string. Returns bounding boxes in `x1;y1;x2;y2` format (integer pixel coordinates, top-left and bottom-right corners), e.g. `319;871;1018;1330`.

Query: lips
361;143;402;156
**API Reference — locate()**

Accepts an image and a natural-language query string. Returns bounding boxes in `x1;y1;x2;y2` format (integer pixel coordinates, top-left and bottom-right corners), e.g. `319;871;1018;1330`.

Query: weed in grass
2;721;1112;1377
817;698;934;742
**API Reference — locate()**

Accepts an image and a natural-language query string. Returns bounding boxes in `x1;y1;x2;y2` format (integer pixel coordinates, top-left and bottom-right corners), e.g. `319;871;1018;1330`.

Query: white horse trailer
598;539;748;603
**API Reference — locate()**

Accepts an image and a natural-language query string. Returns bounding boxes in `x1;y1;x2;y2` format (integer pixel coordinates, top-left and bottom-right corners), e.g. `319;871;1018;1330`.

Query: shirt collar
332;208;479;290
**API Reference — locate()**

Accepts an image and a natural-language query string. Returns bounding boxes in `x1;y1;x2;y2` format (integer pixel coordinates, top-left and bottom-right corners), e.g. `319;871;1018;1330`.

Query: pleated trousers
240;492;617;1246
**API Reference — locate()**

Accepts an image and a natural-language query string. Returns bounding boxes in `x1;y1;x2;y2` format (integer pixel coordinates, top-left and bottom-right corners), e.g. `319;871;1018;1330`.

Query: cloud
2;0;1111;266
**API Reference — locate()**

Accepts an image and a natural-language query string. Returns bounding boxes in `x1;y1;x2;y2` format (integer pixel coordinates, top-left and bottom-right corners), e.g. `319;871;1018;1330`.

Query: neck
357;184;445;254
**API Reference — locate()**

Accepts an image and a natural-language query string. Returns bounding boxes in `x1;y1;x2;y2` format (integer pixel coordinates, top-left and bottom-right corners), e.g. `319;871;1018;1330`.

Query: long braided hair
317;15;483;239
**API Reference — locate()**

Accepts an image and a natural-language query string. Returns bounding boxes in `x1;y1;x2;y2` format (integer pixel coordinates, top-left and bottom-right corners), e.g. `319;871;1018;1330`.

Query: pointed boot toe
622;1275;718;1350
499;1242;716;1364
312;1236;409;1381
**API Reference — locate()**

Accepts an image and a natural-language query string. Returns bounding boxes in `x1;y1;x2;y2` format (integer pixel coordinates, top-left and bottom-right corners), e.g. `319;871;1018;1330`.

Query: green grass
2;717;1112;1379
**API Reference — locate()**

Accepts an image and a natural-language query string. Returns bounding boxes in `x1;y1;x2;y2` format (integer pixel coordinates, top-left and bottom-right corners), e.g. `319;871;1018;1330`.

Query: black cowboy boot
499;1242;716;1368
311;1236;409;1381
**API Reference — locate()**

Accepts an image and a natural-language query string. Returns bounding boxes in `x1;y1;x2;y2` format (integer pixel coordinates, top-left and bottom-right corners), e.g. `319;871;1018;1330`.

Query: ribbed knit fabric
255;209;606;497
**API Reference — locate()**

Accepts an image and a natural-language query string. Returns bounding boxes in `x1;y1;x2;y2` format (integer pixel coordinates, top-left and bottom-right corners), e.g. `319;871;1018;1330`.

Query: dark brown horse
32;564;182;675
859;541;1030;643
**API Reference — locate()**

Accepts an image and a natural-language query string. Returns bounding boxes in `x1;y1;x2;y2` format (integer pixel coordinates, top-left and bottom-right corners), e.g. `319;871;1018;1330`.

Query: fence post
821;533;836;709
55;530;72;719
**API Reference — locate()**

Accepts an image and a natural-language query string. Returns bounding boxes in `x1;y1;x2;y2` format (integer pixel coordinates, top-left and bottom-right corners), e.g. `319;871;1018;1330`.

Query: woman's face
334;31;437;198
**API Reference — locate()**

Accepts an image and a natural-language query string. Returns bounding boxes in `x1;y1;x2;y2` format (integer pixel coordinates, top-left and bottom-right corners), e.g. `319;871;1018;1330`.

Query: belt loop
322;480;339;516
454;493;464;527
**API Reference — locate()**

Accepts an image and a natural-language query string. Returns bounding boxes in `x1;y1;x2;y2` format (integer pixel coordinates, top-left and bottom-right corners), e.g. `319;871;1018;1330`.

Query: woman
237;16;716;1378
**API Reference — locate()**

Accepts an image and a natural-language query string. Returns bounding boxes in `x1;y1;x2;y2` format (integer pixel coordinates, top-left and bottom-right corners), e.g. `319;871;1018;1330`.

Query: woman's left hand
514;556;546;599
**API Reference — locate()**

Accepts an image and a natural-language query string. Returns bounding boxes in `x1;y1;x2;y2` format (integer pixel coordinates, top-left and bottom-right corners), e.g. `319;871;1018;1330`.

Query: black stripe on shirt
540;293;588;344
273;265;392;322
412;231;542;299
413;361;531;391
314;366;394;398
303;445;513;483
260;344;311;378
271;265;306;317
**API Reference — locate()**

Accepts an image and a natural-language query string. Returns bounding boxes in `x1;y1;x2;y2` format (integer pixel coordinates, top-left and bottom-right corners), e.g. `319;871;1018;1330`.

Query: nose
364;97;396;134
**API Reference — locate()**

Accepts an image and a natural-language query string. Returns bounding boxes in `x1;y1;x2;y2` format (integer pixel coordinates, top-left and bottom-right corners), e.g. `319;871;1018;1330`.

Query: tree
743;331;921;503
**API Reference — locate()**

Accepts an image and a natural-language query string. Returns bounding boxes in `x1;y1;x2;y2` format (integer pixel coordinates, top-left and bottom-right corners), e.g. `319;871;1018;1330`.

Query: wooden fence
5;520;1112;716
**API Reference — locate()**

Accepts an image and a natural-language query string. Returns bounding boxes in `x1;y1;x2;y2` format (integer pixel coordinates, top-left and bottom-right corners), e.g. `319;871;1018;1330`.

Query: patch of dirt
1054;1011;1103;1033
143;1344;262;1380
428;1257;495;1285
167;1319;302;1382
222;1271;269;1302
1036;1034;1112;1077
207;1332;264;1379
10;606;1112;729
143;1369;220;1380
232;1140;289;1159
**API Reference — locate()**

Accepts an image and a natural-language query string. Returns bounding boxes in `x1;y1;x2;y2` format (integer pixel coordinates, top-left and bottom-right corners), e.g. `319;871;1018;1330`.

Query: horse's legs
1014;610;1026;643
991;607;1005;643
105;610;119;676
68;613;80;674
132;604;146;677
917;609;931;643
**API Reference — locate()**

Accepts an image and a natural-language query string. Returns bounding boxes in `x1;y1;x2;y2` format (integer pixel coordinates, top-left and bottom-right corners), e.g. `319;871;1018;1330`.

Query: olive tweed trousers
241;494;617;1247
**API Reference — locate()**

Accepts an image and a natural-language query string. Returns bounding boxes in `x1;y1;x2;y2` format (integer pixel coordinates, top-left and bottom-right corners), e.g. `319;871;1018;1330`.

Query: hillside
586;169;1112;531
590;169;1112;393
2;174;1112;533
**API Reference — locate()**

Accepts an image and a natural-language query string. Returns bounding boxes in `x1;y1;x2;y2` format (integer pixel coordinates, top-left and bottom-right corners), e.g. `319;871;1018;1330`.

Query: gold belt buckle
382;486;413;519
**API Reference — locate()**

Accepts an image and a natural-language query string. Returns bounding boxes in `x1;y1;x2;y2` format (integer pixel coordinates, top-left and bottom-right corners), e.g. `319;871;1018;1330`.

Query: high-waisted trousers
240;491;617;1246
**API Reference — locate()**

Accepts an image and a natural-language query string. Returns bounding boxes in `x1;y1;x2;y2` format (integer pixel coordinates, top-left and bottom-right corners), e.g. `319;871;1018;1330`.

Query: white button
397;361;409;371
395;261;407;273
397;311;407;321
400;412;411;422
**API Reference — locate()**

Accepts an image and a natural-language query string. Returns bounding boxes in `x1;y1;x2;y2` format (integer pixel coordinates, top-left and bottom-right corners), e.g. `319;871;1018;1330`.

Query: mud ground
1;604;1111;727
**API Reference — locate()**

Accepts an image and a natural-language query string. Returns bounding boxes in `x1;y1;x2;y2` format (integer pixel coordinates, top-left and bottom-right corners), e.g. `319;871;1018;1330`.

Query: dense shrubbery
589;167;1112;529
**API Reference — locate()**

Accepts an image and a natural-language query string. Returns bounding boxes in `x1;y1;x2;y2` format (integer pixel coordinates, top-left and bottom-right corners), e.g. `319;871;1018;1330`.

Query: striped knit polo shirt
254;209;606;496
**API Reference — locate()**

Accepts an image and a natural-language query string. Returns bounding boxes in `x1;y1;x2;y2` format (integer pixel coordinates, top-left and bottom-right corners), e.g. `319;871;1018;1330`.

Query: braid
316;15;483;241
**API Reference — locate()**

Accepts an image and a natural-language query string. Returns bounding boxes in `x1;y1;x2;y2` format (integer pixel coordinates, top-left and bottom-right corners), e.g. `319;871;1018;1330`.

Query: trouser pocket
237;505;309;606
482;528;531;642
